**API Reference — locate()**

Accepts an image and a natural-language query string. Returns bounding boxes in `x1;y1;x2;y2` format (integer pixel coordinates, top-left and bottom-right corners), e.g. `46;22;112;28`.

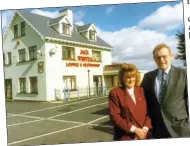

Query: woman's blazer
108;86;152;140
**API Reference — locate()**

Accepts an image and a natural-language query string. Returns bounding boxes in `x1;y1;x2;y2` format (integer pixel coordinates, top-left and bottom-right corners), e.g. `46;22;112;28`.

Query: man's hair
153;43;173;57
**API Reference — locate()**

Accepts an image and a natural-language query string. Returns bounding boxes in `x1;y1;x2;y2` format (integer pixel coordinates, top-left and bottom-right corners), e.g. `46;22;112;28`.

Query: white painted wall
45;42;112;100
3;13;47;101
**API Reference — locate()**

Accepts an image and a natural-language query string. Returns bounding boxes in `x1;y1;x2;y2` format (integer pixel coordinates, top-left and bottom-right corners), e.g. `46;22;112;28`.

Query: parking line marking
7;96;107;117
7;119;42;127
88;115;109;124
7;113;112;129
8;116;110;145
7;102;108;127
49;102;108;119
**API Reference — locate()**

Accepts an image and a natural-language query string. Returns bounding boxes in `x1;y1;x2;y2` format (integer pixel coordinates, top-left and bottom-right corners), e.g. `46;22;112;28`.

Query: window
21;22;25;36
92;50;101;62
62;46;75;60
14;25;18;38
7;52;11;64
63;23;70;35
3;53;5;65
89;30;96;40
29;46;37;60
19;78;26;93
63;76;76;90
18;49;26;62
30;77;38;93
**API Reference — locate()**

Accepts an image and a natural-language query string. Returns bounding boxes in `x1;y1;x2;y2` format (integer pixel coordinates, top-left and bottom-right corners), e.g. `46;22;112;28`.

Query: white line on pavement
7;96;107;117
7;102;108;127
88;115;109;124
49;102;108;119
7;119;42;127
8;115;112;145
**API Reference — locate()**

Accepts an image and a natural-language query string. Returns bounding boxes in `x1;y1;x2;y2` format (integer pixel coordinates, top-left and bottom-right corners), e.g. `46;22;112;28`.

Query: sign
66;49;100;67
104;64;122;71
38;62;44;73
66;62;100;67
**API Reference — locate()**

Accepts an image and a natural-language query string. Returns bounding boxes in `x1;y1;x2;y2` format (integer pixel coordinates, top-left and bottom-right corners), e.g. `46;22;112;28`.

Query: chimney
59;8;73;26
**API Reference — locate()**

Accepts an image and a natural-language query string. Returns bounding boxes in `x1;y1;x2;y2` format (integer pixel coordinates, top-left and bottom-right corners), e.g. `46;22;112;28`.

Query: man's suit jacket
141;65;190;138
108;86;152;140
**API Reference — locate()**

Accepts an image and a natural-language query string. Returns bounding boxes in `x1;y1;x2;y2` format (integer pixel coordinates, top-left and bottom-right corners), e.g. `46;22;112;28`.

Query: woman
108;63;152;141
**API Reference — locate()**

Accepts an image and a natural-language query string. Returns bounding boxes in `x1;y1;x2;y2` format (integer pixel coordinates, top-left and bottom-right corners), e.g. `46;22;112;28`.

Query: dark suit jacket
141;65;190;138
108;86;152;140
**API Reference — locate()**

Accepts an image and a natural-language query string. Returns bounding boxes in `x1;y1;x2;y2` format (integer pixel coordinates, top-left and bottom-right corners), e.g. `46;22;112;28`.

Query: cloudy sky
1;1;184;70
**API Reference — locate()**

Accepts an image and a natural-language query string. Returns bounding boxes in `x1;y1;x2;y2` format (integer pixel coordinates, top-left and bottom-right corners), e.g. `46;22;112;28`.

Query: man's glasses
154;55;170;60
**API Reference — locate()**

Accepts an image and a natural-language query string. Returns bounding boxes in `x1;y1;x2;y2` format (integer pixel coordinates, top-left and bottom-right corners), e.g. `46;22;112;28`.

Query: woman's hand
134;128;147;139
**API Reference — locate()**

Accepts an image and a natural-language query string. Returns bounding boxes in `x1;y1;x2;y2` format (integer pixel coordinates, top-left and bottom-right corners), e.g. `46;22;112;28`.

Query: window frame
62;46;75;60
62;23;70;35
89;30;96;40
29;46;37;60
19;78;26;93
92;50;101;62
7;52;11;65
30;77;38;93
18;49;26;62
21;22;26;36
14;24;18;38
63;76;77;91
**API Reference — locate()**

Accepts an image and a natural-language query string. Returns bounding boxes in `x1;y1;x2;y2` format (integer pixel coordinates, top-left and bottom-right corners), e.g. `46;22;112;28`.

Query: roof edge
45;37;113;51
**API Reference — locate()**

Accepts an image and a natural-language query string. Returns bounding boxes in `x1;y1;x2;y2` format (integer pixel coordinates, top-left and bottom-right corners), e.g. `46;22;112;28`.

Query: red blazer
108;86;152;140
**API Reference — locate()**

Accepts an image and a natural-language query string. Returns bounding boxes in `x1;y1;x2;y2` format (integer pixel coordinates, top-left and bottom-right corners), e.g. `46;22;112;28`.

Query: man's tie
159;71;167;104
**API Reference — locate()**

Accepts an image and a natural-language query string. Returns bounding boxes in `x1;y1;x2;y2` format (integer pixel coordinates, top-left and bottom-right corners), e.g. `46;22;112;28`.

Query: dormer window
89;30;96;40
63;23;70;35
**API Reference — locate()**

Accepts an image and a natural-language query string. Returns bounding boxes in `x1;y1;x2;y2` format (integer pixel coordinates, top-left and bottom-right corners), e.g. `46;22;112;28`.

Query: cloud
73;10;85;22
106;6;114;14
75;21;85;26
2;10;15;33
97;26;183;70
138;2;183;32
31;9;85;22
31;9;59;18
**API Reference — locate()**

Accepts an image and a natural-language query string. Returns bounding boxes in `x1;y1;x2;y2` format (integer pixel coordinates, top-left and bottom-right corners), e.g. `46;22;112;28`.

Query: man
141;43;190;138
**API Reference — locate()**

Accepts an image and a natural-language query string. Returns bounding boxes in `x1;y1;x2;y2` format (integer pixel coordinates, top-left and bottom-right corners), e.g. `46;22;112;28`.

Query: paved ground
6;96;114;146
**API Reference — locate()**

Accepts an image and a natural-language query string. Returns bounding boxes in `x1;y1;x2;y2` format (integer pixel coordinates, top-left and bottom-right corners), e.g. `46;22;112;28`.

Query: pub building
3;9;148;102
3;9;113;101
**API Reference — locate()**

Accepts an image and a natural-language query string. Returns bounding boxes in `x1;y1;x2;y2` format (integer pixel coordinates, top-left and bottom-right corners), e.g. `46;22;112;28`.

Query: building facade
3;9;113;101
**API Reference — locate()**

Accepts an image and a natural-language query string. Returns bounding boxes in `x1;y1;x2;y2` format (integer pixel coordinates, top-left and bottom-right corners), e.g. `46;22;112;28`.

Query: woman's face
123;72;136;89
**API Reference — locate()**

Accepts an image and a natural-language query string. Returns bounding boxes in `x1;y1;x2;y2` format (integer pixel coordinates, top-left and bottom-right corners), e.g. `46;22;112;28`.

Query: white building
3;9;113;102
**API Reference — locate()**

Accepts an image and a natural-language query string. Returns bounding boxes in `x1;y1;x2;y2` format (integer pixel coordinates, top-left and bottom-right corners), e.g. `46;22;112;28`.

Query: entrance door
93;75;103;96
5;79;12;100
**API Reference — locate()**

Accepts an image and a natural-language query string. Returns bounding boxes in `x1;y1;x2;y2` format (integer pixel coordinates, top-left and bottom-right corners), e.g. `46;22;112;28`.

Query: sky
1;0;185;70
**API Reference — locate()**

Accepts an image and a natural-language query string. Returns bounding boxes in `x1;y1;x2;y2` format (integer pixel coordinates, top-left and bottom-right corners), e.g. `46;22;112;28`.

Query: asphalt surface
6;96;114;146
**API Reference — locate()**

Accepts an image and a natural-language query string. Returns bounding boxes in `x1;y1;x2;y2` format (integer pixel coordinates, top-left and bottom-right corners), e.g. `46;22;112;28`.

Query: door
5;79;12;100
93;75;103;96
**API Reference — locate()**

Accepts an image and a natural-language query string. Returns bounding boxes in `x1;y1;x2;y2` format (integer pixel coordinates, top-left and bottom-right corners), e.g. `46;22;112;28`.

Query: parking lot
6;96;113;146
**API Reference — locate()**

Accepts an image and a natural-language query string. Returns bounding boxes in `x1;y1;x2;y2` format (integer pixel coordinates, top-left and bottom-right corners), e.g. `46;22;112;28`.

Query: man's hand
134;128;147;139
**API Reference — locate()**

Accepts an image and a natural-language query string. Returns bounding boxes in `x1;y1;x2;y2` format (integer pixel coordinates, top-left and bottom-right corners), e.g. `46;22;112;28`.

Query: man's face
154;48;173;70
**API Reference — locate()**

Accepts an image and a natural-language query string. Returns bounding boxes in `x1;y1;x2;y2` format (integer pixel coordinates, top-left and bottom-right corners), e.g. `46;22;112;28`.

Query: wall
3;13;47;101
45;42;112;100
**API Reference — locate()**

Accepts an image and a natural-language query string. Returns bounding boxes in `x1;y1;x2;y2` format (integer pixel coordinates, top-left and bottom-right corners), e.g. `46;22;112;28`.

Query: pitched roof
76;24;92;32
16;10;112;49
48;15;66;26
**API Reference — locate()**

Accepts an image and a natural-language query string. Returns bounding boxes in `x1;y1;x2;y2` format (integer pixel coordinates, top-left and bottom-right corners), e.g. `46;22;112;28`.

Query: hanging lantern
17;40;21;45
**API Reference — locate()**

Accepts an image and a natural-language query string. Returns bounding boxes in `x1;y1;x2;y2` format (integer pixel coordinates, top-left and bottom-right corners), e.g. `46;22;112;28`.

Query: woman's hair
118;63;141;87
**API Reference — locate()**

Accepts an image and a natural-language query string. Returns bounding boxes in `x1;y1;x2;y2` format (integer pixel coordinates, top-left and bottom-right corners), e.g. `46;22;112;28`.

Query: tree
175;31;186;66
